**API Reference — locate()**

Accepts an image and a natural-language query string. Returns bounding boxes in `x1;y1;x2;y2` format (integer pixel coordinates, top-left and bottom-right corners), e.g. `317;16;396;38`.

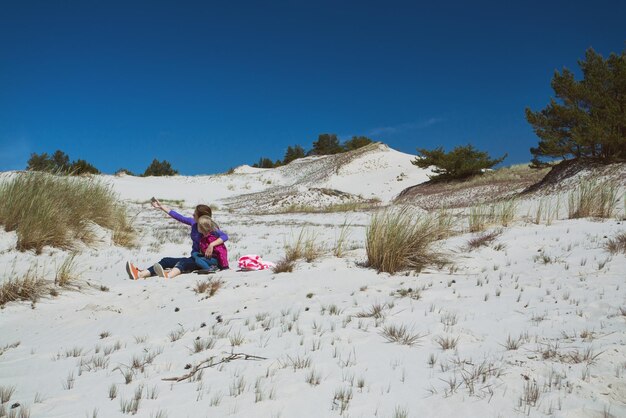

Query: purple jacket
168;210;229;255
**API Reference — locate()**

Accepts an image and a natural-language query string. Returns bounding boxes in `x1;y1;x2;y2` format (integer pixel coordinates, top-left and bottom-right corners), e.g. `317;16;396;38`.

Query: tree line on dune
25;150;179;177
252;134;375;168
23;47;625;179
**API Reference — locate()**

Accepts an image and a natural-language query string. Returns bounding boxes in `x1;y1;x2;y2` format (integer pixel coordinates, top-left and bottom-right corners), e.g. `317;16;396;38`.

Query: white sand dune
1;146;625;418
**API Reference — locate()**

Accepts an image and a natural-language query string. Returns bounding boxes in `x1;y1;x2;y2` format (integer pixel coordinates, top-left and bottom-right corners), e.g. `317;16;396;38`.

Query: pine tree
253;157;276;168
70;159;100;175
283;145;306;164
526;48;626;164
343;136;374;151
412;144;507;181
311;133;343;155
143;159;178;176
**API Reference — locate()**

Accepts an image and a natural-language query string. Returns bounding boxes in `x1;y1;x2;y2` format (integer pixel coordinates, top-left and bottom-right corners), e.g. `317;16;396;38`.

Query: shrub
412;144;507;181
143;159;178;176
0;171;135;252
365;207;449;274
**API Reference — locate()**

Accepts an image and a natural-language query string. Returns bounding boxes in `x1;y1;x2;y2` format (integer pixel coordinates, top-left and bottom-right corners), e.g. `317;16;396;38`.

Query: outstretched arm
152;198;193;225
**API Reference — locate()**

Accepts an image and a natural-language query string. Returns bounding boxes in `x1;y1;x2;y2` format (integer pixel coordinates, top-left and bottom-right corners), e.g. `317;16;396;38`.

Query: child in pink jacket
193;216;229;271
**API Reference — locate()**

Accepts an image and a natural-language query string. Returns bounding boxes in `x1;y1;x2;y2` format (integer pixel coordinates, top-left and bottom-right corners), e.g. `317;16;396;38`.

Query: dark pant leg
147;257;184;276
174;257;200;273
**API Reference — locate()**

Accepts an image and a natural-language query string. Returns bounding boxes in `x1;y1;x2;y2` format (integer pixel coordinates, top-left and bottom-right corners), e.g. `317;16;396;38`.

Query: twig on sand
162;352;267;382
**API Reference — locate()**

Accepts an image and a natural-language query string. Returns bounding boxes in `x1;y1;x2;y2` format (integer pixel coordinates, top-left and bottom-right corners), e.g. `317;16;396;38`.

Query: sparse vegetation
605;232;626;254
333;220;351;257
380;324;424;346
0;385;15;403
567;179;619;219
434;335;459;350
0;171;135;252
55;253;79;287
193;278;223;297
0;265;48;306
466;229;501;250
272;258;295;273
366;207;450;274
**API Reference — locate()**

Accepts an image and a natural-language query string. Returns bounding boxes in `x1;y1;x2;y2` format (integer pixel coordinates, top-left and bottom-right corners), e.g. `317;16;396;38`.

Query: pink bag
237;255;275;271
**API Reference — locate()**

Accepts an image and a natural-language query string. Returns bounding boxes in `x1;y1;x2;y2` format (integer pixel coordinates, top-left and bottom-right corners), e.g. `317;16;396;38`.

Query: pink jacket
199;234;229;269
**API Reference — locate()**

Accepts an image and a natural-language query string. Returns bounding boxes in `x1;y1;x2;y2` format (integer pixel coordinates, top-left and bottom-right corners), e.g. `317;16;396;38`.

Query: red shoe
126;261;140;280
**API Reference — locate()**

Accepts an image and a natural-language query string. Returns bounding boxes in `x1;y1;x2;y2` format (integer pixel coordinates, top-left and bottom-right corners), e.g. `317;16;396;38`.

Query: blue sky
1;0;624;175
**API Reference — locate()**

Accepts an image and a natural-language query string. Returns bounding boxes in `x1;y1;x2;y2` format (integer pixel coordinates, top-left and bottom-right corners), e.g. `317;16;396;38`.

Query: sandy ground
1;145;625;418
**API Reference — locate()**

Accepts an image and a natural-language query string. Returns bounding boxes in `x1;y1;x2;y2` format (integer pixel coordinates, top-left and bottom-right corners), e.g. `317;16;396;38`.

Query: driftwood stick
162;352;268;382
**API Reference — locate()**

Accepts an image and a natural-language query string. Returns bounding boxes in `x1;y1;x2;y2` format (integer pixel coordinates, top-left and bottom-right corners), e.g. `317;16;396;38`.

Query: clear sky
1;0;624;175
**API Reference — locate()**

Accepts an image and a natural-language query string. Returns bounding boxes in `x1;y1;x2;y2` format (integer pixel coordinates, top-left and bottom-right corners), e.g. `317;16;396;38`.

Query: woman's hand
151;198;170;213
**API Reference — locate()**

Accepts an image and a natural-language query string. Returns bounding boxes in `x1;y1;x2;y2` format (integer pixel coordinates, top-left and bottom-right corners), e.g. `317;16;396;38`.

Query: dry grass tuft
333;220;352;258
55;253;80;287
193;278;223;297
0;266;48;306
366;207;450;274
0;385;16;403
435;335;460;350
274;227;324;272
605;232;626;255
466;229;501;250
272;257;295;273
0;171;135;252
380;324;424;346
568;179;620;219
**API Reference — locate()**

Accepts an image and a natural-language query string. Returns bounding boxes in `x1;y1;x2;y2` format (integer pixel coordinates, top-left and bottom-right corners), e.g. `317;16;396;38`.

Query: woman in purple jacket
125;198;228;280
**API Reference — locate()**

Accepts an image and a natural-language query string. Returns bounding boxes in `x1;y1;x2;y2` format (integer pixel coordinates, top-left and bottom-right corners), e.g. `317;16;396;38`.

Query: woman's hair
197;215;220;235
195;204;212;218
